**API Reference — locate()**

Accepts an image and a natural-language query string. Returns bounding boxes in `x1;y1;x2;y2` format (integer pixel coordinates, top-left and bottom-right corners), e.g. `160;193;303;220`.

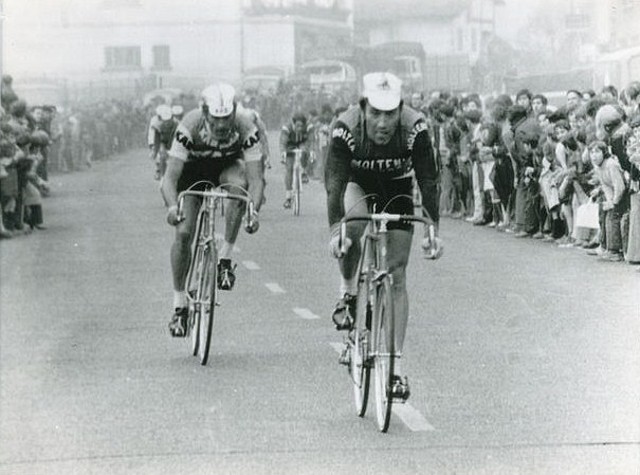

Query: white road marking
329;342;436;432
265;282;286;294
293;308;320;320
329;342;344;353
242;260;261;270
392;404;436;432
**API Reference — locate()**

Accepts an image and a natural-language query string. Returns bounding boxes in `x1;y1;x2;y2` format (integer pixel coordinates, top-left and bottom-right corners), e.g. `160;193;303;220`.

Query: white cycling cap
156;104;172;121
202;83;236;117
362;72;402;111
171;104;184;116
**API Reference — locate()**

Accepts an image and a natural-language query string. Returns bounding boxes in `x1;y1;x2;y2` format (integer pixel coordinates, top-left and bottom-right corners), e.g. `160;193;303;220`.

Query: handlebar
177;187;256;231
339;213;434;256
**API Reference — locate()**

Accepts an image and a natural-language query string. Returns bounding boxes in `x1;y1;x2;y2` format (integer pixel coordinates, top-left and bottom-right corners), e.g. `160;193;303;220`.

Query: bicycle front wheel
351;275;371;417
373;276;395;432
197;245;217;365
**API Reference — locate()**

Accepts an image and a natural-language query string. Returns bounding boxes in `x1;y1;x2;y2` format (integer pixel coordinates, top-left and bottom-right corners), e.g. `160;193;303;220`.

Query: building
3;0;353;103
353;0;502;91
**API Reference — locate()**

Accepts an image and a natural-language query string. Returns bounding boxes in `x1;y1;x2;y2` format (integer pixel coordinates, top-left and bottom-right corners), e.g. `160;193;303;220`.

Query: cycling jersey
158;118;179;150
168;105;261;164
280;121;313;153
325;106;440;227
168;105;262;191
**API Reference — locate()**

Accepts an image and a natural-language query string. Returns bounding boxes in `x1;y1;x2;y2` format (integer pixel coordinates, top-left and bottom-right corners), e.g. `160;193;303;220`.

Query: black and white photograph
1;0;639;473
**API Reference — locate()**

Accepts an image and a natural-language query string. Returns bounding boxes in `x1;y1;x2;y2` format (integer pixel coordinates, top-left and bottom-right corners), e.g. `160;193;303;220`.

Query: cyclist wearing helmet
148;104;173;180
161;83;265;337
325;72;443;399
280;112;312;208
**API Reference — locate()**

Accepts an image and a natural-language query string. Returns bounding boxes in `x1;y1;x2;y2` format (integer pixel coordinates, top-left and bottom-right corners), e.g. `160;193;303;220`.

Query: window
152;45;171;70
104;46;141;71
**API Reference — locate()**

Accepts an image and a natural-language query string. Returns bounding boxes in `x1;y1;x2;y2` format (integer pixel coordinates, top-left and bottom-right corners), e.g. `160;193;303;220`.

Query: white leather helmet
201;83;236;117
155;104;172;121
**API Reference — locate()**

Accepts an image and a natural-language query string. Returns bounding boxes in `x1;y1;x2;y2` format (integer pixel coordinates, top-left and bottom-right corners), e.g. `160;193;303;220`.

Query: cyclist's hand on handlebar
166;205;183;226
422;235;444;260
280;152;287;164
245;210;260;234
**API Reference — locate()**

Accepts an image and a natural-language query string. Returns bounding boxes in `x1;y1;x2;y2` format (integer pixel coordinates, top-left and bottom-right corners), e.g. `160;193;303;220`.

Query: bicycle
338;209;434;432
176;182;256;365
291;148;304;216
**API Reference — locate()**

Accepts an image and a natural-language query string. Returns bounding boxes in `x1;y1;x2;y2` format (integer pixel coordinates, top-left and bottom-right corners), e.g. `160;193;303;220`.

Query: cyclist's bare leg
284;154;293;199
170;195;200;292
339;182;368;294
386;228;413;375
219;161;248;259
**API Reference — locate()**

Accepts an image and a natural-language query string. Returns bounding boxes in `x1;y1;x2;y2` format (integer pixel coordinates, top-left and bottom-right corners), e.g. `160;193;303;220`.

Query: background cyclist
161;83;265;337
147;104;173;180
280;112;312;209
325;72;443;399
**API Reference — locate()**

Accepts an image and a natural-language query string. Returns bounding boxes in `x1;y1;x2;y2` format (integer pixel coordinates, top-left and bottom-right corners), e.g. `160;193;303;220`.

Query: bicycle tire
190;306;200;356
373;276;395;432
351;273;371;417
197;245;217;365
188;208;209;356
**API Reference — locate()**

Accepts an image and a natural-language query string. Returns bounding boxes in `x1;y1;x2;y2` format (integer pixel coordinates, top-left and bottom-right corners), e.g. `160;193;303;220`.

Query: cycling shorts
177;158;241;192
346;176;414;231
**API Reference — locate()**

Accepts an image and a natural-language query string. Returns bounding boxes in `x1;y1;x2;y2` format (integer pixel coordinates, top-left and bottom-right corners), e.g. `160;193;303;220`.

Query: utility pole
0;0;4;99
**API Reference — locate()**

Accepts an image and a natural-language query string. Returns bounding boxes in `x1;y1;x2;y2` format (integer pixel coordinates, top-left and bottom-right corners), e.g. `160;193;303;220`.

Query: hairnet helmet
155;104;172;121
201;83;236;117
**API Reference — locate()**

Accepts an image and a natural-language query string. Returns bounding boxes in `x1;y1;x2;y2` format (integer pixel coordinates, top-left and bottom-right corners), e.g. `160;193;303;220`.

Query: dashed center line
328;342;436;432
242;260;261;270
293;308;320;320
265;282;286;294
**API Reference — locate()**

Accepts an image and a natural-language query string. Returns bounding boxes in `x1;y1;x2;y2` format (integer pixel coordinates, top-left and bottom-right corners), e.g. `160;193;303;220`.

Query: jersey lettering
332;126;355;152
175;130;193;150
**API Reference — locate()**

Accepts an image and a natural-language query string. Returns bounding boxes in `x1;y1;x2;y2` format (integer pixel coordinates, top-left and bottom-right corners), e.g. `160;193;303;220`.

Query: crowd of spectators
0;74;148;239
240;82;356;130
408;83;640;268
4;71;639;270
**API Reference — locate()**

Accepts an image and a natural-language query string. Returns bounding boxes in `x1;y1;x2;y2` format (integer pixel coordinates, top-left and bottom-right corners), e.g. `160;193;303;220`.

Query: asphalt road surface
1;143;639;475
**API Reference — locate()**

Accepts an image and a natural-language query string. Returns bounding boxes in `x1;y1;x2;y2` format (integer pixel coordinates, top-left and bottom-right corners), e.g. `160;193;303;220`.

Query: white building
3;0;352;102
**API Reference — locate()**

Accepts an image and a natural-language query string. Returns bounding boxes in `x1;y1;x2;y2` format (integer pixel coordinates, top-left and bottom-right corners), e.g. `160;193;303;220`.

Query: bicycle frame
339;211;432;431
176;185;255;365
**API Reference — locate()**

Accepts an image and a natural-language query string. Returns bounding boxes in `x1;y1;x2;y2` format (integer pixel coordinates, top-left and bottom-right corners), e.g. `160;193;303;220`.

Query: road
1;142;639;475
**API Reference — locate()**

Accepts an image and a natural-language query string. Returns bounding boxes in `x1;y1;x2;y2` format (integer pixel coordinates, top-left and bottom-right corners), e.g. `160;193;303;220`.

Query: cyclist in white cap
161;83;266;337
325;72;443;399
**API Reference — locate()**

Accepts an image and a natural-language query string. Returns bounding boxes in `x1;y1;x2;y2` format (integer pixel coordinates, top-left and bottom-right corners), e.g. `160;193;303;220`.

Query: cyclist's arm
412;122;440;229
325;124;352;228
147;117;160;155
279;126;290;156
254;113;270;158
244;146;265;212
161;125;191;208
160;156;184;209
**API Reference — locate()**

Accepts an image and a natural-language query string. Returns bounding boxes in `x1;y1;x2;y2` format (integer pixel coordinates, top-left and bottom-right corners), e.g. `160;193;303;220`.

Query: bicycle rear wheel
197;245;217;365
350;275;371;417
293;168;301;216
373;276;395;432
